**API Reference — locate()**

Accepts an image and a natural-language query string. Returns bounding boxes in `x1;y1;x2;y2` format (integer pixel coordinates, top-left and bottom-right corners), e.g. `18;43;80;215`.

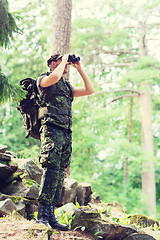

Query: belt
38;106;71;119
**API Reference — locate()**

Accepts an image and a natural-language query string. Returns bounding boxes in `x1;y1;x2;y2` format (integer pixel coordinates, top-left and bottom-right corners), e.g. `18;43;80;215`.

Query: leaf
94;231;103;235
81;226;85;231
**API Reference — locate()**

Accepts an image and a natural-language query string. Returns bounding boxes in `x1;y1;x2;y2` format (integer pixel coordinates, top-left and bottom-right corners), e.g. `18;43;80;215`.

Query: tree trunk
139;21;156;216
139;83;156;216
50;0;72;56
50;0;72;176
124;97;133;193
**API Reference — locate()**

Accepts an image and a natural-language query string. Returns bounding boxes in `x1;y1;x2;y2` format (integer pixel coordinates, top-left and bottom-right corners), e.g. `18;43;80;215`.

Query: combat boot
36;203;52;229
49;205;69;231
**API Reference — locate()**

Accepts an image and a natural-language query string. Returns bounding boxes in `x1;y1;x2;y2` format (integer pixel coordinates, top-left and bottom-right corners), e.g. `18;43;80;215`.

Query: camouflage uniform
37;74;73;205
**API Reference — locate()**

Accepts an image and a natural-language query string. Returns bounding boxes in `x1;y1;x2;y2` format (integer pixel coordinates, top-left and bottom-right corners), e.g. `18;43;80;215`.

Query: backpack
17;78;41;140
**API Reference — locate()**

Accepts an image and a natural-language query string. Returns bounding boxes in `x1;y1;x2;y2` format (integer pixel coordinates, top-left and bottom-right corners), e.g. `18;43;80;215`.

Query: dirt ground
0;216;95;240
50;229;95;240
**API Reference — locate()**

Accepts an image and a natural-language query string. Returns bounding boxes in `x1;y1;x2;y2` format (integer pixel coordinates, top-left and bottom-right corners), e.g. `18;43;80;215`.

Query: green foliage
122;56;160;86
0;102;41;155
18;145;40;165
71;17;105;62
105;28;131;49
11;196;21;204
0;71;12;103
34;211;38;220
0;71;25;104
0;0;20;47
1;0;160;219
55;209;75;229
22;178;40;188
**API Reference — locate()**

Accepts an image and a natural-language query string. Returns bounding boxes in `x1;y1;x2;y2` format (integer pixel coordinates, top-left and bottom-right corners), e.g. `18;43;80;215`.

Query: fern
0;71;25;104
0;0;20;47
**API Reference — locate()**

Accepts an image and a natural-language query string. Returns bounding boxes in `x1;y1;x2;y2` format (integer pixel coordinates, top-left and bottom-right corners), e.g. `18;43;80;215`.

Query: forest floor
0;215;95;240
50;229;95;240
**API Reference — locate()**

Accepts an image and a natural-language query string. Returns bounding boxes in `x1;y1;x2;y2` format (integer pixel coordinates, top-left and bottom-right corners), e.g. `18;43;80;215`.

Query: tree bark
50;0;72;176
139;21;156;216
139;83;156;216
124;96;133;194
50;0;72;56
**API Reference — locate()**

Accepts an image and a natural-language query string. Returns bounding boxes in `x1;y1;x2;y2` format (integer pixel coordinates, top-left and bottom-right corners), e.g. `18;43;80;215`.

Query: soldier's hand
62;54;69;63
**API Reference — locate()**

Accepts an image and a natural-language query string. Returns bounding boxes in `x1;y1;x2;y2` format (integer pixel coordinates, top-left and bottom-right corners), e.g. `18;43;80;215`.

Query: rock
0;192;9;201
76;183;92;206
107;201;127;213
9;159;18;171
19;159;43;185
105;201;128;220
0;152;12;162
0;144;7;153
15;200;26;217
123;233;156;240
25;202;38;220
127;214;159;228
143;226;160;240
2;181;29;198
71;206;138;240
0;163;15;180
4;170;22;184
60;203;76;216
92;194;101;203
5;151;17;158
56;203;76;220
26;183;39;200
2;181;39;200
0;199;16;216
58;178;78;206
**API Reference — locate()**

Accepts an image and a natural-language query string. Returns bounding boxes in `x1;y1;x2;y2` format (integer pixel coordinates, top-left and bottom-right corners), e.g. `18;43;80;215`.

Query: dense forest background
1;0;160;219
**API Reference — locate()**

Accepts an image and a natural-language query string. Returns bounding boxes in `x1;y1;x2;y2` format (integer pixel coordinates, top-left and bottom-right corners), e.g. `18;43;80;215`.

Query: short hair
47;54;63;67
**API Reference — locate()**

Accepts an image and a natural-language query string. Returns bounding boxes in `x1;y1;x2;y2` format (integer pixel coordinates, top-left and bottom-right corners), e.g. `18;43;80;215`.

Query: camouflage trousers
38;122;72;205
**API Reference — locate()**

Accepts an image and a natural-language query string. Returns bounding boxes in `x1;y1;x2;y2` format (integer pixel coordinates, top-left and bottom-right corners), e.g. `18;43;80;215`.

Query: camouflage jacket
37;72;74;131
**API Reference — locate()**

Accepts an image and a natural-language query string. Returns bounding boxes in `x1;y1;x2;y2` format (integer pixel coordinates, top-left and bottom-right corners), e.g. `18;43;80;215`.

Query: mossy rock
71;206;137;240
127;214;159;228
123;233;156;240
22;178;40;188
11;196;22;204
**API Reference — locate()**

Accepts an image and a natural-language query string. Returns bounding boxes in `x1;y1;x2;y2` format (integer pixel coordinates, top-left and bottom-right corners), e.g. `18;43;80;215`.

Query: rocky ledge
0;144;159;240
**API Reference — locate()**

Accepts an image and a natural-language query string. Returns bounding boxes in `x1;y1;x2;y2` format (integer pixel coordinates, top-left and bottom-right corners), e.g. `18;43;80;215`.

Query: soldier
36;53;94;231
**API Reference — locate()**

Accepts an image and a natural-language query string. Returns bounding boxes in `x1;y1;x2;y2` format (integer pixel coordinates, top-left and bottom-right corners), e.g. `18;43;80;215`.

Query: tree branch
92;88;141;96
103;48;139;56
107;94;139;104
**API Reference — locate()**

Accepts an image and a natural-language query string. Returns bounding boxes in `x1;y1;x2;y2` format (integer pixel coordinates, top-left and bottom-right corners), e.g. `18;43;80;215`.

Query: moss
20;172;40;188
11;180;18;185
9;159;18;165
13;171;23;179
22;178;40;188
11;196;22;204
127;214;159;228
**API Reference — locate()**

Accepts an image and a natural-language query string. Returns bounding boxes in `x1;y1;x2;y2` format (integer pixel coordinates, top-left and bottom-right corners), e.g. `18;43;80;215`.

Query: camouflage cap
47;54;63;67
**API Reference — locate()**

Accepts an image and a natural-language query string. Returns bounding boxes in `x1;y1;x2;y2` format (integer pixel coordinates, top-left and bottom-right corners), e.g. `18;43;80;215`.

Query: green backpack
17;78;41;140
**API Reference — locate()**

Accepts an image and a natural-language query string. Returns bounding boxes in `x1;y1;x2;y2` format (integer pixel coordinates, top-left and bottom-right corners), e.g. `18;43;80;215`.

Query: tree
50;0;72;55
0;0;20;103
0;0;19;47
138;21;156;216
50;0;72;174
1;0;160;217
71;0;160;216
